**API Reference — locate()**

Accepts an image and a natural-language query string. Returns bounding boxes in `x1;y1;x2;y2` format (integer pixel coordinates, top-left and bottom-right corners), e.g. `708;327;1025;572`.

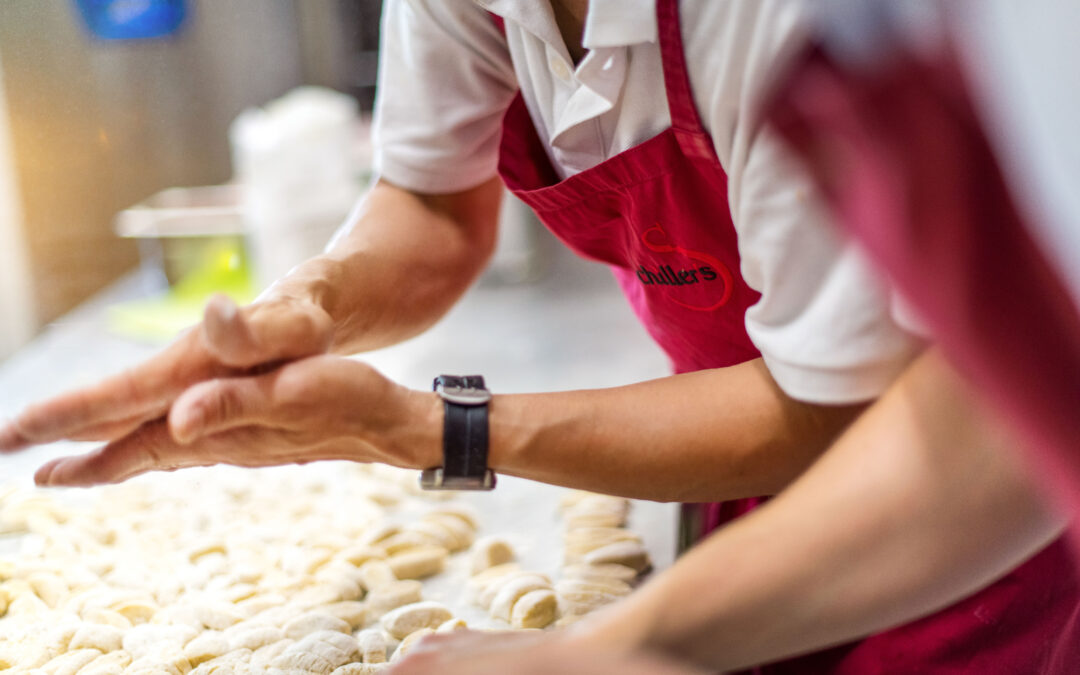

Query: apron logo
636;223;734;312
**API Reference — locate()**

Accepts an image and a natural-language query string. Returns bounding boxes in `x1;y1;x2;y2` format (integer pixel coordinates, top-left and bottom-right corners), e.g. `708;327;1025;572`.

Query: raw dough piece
416;516;474;552
554;578;632;598
249;638;294;669
322;600;367;629
292;578;362;608
81;607;133;630
469;537;515;575
436;617;468;633
381;601;454;639
477;571;550;610
489;575;553;622
424;505;479;530
401;521;458;551
41;648;102;675
112;597;158;624
582;540;652;573
125;650;191;675
195;602;244;630
561;563;639;583
183;631;230;666
122;623;199;659
356;560;397;591
283;611;351;639
27;572;68;608
297;629;361;668
356;628;388;664
281;546;335;577
7;590;49;616
68;623;123;652
557;578;626;617
563;528;642;562
187;540;227;562
220;582;257;603
336;545;387;567
377;531;432;556
271;629;358;673
365;580;423;617
189;647;252;675
510;589;557;629
390;627;435;662
234;593;287;618
227;623;285;651
358;523;400;547
463;563;522;607
77;650;133;675
387;546;447;580
565;511;626;529
249;603;300;628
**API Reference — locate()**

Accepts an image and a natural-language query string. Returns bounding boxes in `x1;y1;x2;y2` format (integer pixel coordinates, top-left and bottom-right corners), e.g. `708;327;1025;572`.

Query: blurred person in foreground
3;1;1079;672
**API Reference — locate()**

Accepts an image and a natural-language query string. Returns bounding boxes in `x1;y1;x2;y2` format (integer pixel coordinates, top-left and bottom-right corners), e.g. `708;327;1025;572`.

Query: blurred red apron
496;0;1080;672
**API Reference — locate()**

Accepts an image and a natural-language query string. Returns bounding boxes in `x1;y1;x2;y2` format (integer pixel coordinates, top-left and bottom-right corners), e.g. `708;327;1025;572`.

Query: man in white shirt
1;1;1073;671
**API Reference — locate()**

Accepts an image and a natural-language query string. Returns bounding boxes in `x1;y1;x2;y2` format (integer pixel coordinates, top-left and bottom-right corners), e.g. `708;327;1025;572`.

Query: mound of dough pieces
0;467;653;672
464;490;651;629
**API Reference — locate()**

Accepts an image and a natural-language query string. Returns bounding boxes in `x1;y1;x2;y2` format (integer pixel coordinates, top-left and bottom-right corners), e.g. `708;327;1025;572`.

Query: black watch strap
421;375;495;490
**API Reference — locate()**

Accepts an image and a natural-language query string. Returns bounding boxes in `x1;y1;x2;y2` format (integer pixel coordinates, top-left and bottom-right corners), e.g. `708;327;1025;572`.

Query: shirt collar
476;0;658;50
474;0;564;50
583;0;657;49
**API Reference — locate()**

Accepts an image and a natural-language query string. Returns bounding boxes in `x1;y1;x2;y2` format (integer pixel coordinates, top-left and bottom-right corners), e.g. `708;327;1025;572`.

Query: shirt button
550;57;571;81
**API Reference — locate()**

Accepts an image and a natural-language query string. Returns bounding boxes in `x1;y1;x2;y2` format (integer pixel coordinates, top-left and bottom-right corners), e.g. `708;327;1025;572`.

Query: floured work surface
0;463;675;672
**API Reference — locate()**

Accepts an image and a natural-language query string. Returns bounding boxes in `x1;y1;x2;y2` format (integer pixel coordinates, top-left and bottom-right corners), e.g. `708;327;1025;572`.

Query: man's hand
389;630;708;675
31;354;438;487
0;294;333;453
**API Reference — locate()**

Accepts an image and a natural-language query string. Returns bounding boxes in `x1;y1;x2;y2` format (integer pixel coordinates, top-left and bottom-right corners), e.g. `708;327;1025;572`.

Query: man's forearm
570;351;1064;670
266;177;503;354
485;358;865;501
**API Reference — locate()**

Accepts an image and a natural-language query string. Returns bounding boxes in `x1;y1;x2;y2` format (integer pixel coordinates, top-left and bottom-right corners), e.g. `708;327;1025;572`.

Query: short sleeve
373;0;518;194
732;129;926;404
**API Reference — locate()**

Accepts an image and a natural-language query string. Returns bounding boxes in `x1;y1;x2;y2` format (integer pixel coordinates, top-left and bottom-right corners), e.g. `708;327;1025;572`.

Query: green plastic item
108;240;255;343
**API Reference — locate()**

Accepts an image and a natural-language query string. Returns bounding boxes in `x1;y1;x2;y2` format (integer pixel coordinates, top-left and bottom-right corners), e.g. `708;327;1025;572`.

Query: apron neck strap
656;0;716;159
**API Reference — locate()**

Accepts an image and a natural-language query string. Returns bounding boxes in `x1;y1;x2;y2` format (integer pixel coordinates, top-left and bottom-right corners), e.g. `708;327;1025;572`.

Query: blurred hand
32;354;436;487
0;294;333;453
389;630;708;675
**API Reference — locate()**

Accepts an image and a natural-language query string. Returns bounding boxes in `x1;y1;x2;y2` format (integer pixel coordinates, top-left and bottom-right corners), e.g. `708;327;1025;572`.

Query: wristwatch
419;375;496;490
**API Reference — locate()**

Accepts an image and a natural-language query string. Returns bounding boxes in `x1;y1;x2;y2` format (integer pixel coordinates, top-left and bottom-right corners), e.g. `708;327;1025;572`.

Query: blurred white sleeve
373;0;518;194
731;129;926;404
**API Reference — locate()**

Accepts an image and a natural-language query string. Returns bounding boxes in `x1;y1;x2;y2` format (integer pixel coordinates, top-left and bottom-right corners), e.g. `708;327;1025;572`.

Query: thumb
168;374;279;444
201;295;332;369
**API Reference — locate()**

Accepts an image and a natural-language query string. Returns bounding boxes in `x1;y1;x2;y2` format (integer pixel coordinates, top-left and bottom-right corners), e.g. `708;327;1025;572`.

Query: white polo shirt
373;0;925;404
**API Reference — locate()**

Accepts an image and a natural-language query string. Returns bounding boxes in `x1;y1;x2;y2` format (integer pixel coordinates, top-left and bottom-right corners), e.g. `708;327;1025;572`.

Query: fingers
33;415;331;487
3;296;331;452
1;362;180;449
202;295;333;369
168;374;282;444
67;416;147;442
34;421;179;487
0;421;29;452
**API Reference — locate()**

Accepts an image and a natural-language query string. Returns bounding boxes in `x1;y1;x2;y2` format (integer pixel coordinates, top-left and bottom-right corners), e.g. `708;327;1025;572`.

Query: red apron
495;0;1080;672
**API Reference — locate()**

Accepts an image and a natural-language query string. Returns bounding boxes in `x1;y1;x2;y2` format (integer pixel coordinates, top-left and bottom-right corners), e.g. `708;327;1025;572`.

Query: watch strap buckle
419;467;497;490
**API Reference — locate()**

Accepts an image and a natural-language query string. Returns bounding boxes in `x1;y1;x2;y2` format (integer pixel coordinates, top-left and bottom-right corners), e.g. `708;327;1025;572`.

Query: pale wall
0;54;35;360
